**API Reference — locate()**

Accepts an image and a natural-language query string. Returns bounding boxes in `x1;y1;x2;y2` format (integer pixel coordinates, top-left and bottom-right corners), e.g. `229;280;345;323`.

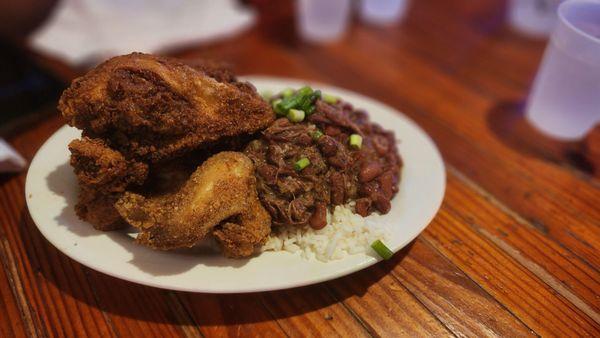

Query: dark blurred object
0;42;64;136
583;124;600;177
0;0;58;38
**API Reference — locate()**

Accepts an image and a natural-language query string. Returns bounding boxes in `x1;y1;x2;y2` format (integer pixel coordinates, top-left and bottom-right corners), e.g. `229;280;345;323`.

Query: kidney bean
373;193;391;214
309;203;328;229
373;135;389;155
359;181;378;197
359;162;383;183
378;170;394;199
355;198;372;217
330;172;345;205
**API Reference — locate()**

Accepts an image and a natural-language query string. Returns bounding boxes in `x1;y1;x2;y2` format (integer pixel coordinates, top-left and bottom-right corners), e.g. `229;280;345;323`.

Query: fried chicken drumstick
115;152;271;258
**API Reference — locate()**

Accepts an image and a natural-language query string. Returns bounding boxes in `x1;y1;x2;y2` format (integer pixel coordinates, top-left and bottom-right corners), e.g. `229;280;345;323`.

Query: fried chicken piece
59;52;274;163
186;59;237;83
115;152;271;257
69;138;148;230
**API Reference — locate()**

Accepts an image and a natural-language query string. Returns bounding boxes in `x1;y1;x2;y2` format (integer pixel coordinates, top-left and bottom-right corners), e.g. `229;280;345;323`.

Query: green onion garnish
281;88;294;98
272;99;286;115
349;134;363;149
371;240;393;260
311;130;324;140
287;109;305;123
294;157;310;171
274;86;321;116
323;93;339;104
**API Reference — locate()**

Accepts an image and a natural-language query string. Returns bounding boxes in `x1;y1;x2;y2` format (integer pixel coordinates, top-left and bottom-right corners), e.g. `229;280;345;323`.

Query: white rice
261;203;389;262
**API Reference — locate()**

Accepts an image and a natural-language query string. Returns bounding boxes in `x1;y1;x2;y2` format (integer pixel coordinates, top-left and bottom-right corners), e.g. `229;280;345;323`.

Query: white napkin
0;139;27;173
29;0;256;65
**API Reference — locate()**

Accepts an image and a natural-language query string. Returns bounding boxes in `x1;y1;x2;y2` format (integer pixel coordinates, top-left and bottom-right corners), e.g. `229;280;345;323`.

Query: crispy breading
69;138;148;230
59;52;274;163
115;152;271;257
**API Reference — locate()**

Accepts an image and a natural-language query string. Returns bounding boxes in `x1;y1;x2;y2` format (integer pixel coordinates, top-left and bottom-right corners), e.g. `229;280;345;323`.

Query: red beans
373;135;389;155
359;162;383;183
378;171;394;199
355;198;372;217
373;193;391;213
359;181;378;197
309;203;327;229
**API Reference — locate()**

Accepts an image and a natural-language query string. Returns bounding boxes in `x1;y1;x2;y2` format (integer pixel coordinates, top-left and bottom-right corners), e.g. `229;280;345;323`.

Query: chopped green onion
272;99;286;115
349;134;363;149
323;93;339;104
281;88;294;98
287;109;305;123
371;240;394;260
261;90;273;100
311;130;324;140
277;86;312;111
294;157;310;171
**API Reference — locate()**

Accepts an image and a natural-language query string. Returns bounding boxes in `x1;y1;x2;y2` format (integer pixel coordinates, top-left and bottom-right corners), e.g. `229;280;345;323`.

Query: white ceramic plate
25;76;445;293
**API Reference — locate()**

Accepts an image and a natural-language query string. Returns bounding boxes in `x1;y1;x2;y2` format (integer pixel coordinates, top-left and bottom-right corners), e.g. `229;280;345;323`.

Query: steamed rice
261;203;389;262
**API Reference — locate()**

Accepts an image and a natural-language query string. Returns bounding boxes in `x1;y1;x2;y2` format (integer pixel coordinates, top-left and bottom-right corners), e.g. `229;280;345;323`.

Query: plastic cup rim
558;0;600;45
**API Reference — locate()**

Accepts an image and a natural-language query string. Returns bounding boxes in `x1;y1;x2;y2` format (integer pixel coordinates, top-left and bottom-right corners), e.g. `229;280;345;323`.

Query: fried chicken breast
59;52;274;163
115;152;271;258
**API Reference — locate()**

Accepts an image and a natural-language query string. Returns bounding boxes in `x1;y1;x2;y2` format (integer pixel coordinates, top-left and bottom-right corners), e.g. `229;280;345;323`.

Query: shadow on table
23;202;414;327
486;101;593;174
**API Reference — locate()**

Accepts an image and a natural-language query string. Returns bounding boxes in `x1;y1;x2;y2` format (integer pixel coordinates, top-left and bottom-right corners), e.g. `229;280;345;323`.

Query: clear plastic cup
297;0;352;43
359;0;411;26
508;0;564;37
525;0;600;140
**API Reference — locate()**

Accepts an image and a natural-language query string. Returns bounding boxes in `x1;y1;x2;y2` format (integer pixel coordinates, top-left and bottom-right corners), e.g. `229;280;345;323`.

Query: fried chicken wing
69;138;148;230
115;152;271;257
59;53;274;163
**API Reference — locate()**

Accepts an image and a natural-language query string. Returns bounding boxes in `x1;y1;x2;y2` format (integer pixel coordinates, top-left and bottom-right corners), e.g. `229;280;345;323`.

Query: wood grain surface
1;0;599;336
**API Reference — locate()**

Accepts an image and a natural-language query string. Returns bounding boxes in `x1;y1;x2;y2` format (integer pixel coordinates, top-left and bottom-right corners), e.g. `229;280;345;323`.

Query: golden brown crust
59;52;274;163
69;138;149;231
115;152;271;256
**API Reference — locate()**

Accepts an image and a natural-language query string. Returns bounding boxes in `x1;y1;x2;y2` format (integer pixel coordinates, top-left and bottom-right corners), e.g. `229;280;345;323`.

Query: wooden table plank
178;293;287;337
0;238;28;338
0;177;115;337
328;265;454;337
423;203;600;336
444;172;600;315
389;239;536;337
260;286;371;337
84;273;195;338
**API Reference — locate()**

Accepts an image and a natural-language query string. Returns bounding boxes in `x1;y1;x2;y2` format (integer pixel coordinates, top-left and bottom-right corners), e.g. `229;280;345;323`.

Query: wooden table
1;0;599;336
